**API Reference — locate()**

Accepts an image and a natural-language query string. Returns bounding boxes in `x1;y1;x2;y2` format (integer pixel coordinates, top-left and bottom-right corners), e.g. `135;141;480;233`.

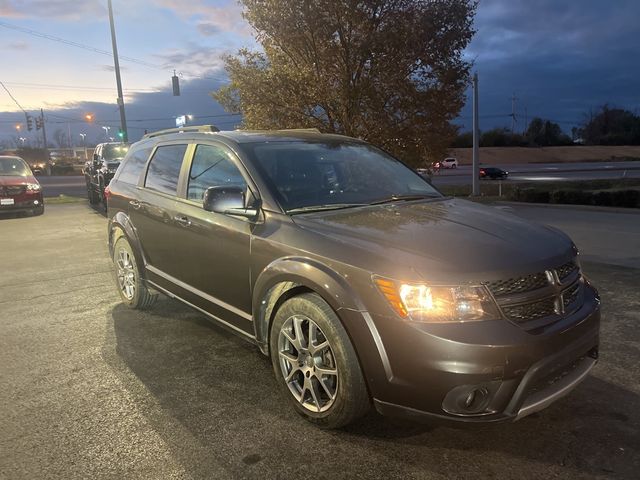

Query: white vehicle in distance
438;157;459;169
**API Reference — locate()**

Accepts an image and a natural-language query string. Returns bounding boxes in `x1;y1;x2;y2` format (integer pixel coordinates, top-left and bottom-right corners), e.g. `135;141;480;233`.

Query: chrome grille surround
486;260;583;332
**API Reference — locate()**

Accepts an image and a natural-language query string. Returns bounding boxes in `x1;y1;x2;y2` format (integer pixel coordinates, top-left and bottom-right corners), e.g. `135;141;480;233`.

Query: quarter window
117;147;152;185
145;144;187;195
187;144;247;202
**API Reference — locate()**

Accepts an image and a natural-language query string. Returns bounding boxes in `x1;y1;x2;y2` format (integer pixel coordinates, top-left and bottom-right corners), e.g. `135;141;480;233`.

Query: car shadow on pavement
108;299;640;479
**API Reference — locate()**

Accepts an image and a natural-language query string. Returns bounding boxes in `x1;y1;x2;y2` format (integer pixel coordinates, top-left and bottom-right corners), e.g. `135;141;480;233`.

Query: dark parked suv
107;126;600;428
84;142;130;207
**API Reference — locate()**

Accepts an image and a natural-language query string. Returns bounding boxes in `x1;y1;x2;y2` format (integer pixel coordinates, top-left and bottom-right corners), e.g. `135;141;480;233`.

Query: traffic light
117;130;124;139
26;115;33;131
35;117;43;130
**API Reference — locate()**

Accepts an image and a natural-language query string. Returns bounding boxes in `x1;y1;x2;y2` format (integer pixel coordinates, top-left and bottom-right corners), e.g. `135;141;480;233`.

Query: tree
580;105;640;145
525;118;571;146
53;128;69;148
480;128;525;147
213;0;477;165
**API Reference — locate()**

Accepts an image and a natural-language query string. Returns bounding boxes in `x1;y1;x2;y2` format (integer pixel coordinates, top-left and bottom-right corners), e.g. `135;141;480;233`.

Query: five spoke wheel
278;314;338;413
116;248;136;300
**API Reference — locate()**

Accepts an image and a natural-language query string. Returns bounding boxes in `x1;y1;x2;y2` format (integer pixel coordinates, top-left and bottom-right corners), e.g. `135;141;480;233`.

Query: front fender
252;257;363;346
252;256;394;394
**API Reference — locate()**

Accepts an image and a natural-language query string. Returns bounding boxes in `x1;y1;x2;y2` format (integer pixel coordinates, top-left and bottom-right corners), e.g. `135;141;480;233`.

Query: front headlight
26;183;41;192
375;278;500;323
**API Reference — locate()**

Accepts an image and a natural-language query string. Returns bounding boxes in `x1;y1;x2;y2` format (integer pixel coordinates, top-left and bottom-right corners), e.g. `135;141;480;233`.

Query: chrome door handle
129;200;141;209
174;215;191;227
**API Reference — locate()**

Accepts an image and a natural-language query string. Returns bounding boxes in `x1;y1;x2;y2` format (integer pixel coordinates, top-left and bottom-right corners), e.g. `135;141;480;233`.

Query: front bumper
348;284;600;423
0;194;44;213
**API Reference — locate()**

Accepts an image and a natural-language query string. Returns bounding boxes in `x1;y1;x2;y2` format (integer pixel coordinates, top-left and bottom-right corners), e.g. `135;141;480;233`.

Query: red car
0;156;44;216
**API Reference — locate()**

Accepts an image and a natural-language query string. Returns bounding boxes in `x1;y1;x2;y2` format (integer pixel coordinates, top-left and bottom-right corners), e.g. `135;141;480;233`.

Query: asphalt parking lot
1;203;639;479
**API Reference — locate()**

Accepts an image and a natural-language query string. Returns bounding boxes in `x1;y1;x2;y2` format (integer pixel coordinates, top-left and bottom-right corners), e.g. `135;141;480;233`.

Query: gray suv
107;126;600;428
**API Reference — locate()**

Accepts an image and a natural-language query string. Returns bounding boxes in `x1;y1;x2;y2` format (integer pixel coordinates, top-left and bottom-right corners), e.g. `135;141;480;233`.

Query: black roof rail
142;125;220;139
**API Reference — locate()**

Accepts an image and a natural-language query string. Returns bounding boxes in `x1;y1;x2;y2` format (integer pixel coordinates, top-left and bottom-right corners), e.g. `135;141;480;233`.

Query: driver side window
187;144;247;202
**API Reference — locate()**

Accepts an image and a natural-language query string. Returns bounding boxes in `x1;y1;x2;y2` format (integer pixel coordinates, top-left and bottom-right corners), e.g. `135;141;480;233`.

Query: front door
168;143;254;333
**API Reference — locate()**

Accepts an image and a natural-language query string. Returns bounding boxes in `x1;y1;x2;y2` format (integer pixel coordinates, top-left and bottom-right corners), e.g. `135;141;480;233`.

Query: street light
102;126;111;139
85;114;94;122
15;124;21;131
109;136;114;142
19;137;26;145
79;133;87;160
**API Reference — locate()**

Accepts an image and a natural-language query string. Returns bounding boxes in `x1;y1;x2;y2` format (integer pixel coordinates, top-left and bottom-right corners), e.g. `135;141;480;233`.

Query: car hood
0;174;38;186
291;198;574;283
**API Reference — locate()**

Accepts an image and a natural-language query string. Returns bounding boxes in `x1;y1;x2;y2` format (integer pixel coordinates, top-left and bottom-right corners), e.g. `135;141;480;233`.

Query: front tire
112;236;157;309
270;292;370;428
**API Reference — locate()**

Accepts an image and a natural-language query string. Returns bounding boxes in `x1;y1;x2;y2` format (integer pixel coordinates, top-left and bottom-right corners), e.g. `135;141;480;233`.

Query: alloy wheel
116;248;136;300
278;314;338;413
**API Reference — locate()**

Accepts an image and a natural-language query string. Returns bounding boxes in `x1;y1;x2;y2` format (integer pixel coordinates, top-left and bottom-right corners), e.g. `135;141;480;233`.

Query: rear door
130;143;188;276
165;142;255;332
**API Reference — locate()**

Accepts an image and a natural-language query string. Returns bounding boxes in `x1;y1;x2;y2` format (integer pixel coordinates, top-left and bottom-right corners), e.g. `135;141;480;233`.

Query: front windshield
0;157;31;176
245;141;441;212
103;144;130;160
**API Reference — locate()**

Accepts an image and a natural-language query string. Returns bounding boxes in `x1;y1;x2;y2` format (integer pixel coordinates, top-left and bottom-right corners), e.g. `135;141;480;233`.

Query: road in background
1;203;639;479
38;175;86;198
431;161;640;186
36;161;640;197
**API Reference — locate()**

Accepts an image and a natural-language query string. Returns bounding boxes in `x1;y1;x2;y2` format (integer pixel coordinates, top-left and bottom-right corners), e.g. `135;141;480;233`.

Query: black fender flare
109;211;147;278
252;256;364;351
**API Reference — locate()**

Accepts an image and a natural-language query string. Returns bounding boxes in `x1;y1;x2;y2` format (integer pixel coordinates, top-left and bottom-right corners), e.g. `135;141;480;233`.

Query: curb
493;201;640;215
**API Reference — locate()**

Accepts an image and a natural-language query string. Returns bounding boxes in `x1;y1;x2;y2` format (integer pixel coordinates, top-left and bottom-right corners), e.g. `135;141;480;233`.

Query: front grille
562;282;581;310
502;297;557;323
486;271;549;297
0;185;26;196
487;258;584;332
556;260;578;281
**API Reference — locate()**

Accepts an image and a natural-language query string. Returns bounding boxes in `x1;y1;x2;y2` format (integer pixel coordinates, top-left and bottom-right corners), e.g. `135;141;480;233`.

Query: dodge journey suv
107;126;600;428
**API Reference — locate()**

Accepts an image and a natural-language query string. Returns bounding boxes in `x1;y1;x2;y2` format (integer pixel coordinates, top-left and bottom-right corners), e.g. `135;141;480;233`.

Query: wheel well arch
252;257;362;355
109;211;147;278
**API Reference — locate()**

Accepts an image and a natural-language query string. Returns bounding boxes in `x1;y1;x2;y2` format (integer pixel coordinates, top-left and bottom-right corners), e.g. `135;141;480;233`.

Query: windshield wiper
369;194;440;205
287;203;367;214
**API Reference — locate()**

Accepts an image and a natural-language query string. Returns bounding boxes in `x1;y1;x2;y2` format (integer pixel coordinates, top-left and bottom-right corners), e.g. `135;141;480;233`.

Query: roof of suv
141;126;364;145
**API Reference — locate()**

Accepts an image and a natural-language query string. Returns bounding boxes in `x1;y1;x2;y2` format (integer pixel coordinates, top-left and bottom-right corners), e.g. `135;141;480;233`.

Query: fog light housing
442;383;497;416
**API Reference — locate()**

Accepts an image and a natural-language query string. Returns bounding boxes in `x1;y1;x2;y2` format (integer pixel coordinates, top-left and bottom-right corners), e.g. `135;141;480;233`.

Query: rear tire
269;292;370;428
87;183;99;204
112;236;157;309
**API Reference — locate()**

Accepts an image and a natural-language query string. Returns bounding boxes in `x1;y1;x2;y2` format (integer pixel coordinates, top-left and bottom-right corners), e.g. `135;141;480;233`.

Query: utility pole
510;93;518;133
472;72;480;197
108;0;128;142
40;108;50;175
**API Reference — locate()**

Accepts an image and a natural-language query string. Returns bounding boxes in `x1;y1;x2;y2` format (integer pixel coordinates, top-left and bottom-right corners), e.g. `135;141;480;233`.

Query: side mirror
203;185;260;219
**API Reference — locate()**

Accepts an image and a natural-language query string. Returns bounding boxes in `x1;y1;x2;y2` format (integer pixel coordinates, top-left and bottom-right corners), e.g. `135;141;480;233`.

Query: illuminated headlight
375;278;500;323
26;183;41;192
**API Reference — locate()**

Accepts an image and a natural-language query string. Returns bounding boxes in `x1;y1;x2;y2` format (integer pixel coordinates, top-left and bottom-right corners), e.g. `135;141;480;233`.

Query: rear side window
187;144;247;202
144;144;187;195
117;147;152;185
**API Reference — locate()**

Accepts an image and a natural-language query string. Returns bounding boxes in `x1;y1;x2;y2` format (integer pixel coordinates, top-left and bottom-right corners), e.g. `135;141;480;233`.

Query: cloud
197;22;221;36
0;0;104;20
153;44;231;76
6;41;30;50
456;0;640;131
0;76;240;145
152;0;253;36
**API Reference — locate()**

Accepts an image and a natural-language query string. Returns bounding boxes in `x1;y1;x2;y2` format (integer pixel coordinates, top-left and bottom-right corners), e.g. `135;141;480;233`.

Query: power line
0;21;163;70
0;81;28;113
0;21;230;83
